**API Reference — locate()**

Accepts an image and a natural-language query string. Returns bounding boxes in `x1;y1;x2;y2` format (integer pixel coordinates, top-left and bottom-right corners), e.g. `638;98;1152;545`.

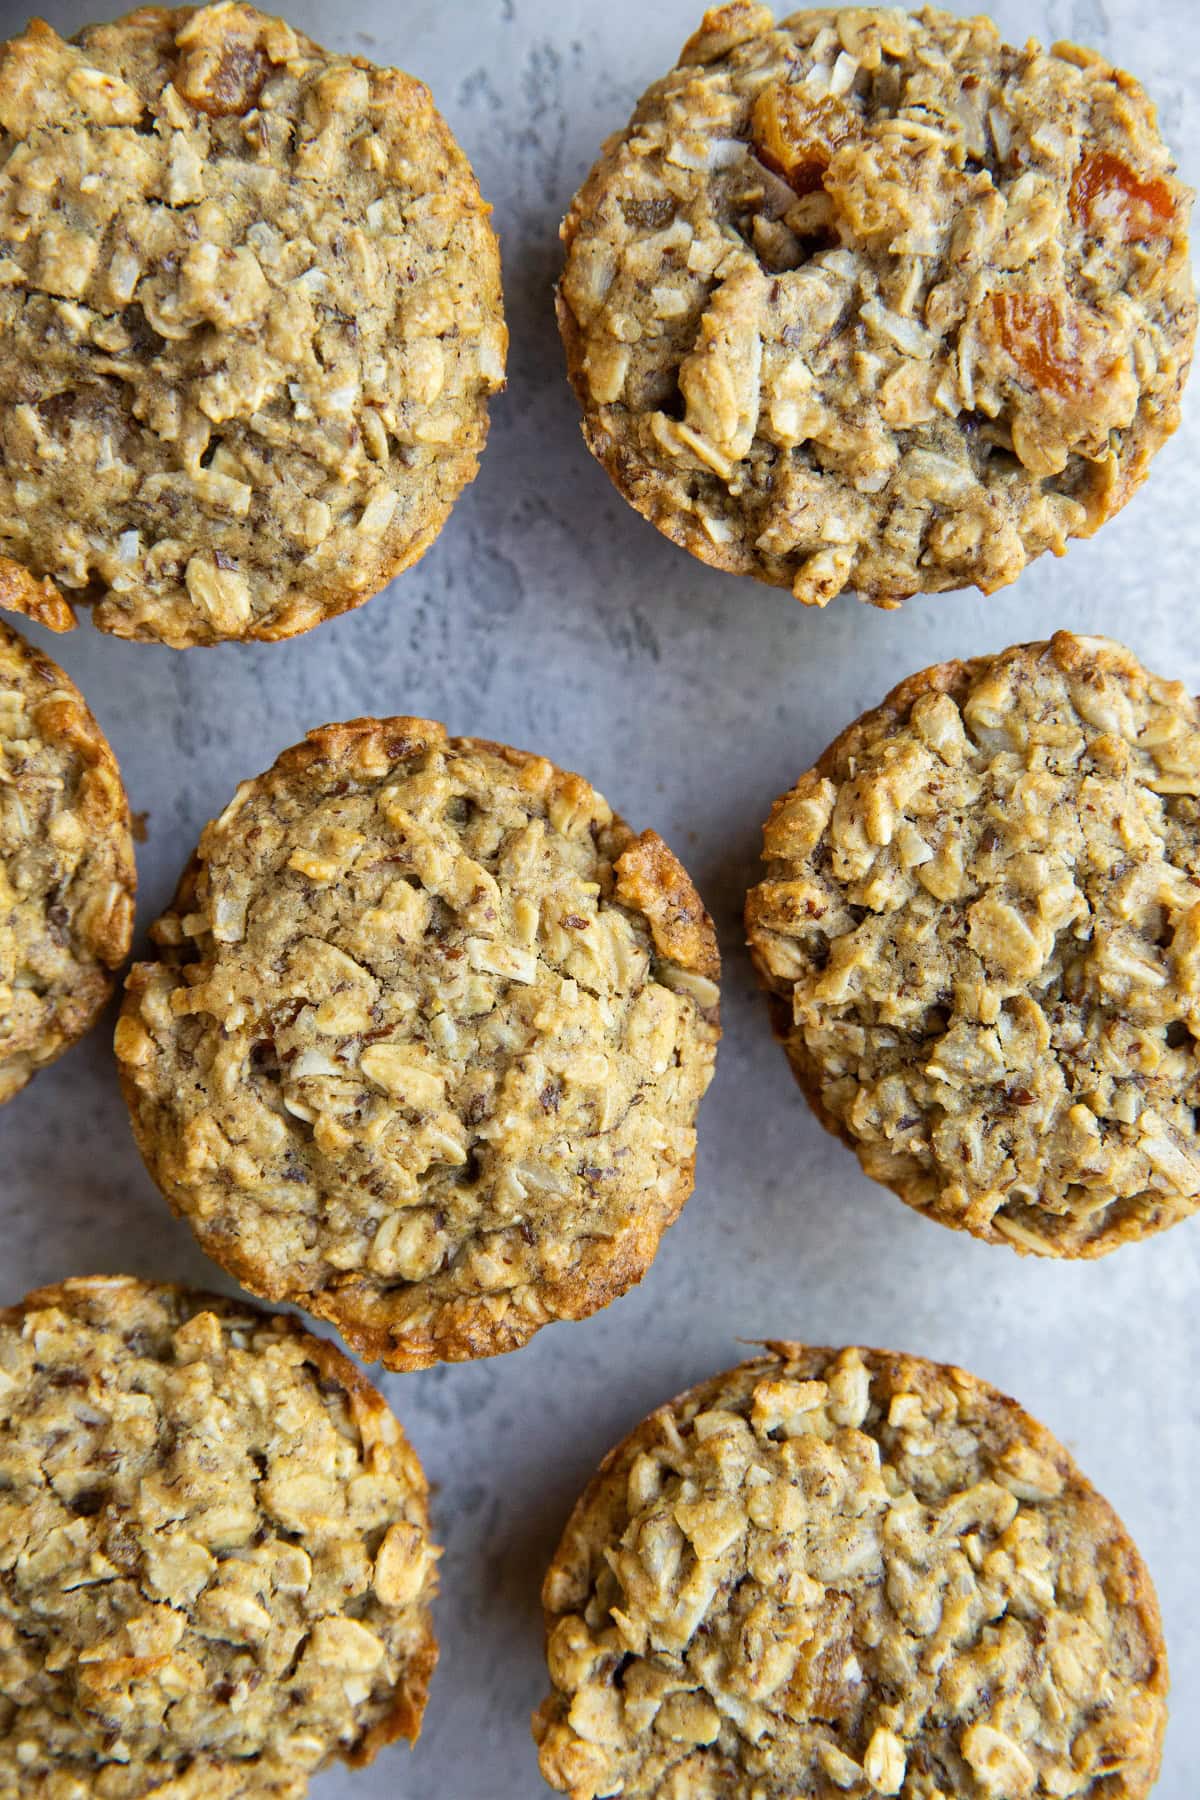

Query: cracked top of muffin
0;3;506;646
116;718;720;1367
747;632;1200;1257
0;1276;439;1799
558;4;1194;606
534;1343;1168;1800
0;617;135;1104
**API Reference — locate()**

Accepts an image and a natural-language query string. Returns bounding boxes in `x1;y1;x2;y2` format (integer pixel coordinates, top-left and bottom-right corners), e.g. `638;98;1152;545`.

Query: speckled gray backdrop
2;0;1198;1794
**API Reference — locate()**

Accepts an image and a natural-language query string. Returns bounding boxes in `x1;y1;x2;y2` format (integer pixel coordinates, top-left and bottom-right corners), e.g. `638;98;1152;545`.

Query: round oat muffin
116;718;720;1367
746;632;1200;1257
558;5;1195;607
0;618;135;1104
534;1343;1168;1800
0;3;506;647
0;1275;439;1799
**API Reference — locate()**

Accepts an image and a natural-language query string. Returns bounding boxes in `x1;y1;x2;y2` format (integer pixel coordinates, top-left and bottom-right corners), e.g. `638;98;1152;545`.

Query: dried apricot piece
992;293;1081;398
1070;150;1174;241
751;83;856;196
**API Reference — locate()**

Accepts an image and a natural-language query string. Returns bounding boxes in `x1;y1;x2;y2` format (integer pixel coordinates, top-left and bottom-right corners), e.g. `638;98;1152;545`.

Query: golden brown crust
0;618;136;1103
279;1323;438;1761
0;555;76;634
747;631;1200;1257
535;1344;1168;1800
116;719;720;1368
614;829;721;984
0;1275;439;1797
298;1155;698;1370
0;4;506;647
558;6;1194;607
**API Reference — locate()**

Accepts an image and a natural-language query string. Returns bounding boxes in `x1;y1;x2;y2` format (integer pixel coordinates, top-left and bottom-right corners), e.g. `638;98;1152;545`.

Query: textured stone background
2;1;1198;1794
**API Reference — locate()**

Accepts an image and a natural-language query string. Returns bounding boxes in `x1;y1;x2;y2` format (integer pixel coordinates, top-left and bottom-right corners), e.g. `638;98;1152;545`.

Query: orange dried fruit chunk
1070;150;1175;241
991;293;1081;397
751;83;855;196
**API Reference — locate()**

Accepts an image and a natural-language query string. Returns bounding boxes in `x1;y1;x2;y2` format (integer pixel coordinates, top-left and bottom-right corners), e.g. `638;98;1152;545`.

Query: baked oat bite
0;3;506;646
0;618;135;1104
558;5;1194;606
0;1275;439;1799
115;718;720;1368
747;632;1200;1257
534;1344;1168;1800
